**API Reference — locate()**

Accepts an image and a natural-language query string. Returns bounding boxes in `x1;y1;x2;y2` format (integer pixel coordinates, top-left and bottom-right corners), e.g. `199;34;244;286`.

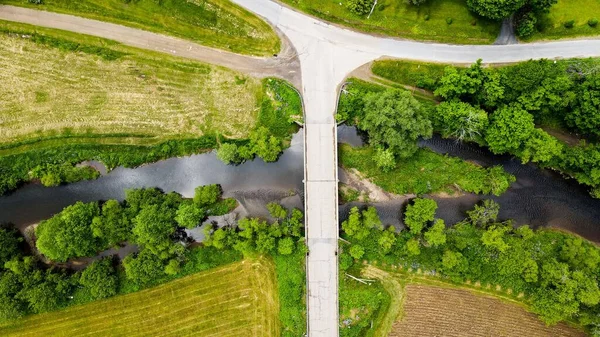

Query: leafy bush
516;10;538;38
346;0;374;15
589;18;599;27
446;17;453;25
564;20;575;28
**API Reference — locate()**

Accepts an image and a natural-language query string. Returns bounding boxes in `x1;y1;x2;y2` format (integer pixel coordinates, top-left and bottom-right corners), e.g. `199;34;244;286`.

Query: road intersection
2;2;600;336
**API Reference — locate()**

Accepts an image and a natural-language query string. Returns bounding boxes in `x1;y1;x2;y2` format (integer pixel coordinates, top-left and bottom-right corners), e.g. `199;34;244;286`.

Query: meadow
0;0;279;55
528;0;600;41
0;21;264;148
0;258;280;337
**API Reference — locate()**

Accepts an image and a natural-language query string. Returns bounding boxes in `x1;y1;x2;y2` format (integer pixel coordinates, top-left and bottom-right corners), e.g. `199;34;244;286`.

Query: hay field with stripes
0;258;280;337
390;284;585;337
0;22;263;147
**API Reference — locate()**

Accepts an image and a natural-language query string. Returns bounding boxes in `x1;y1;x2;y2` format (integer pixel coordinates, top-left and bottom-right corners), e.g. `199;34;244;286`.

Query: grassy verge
274;246;306;337
0;0;279;56
340;265;391;337
340;144;515;196
526;0;600;41
371;60;448;91
0;20;300;194
279;0;500;44
0;257;279;337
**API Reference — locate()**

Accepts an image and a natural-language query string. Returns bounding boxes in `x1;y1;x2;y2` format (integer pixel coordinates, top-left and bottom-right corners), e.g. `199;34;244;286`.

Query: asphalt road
2;2;600;336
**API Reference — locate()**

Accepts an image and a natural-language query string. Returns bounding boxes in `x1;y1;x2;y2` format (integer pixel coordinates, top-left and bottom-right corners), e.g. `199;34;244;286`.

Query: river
1;126;600;242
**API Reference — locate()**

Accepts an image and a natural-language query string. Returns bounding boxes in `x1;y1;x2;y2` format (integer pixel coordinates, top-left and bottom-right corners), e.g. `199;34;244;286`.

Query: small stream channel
1;126;600;243
338;125;600;242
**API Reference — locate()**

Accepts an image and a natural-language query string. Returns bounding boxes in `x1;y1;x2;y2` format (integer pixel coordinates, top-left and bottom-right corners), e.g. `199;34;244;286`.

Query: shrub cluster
341;200;600;333
373;59;600;198
0;185;239;321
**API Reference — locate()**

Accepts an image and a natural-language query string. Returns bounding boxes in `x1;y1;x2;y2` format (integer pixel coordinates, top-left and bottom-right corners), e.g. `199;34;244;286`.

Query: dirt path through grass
0;5;301;87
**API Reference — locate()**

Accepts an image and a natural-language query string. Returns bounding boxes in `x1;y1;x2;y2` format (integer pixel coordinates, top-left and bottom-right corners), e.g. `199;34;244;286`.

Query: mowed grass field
0;21;264;148
279;0;500;44
0;0;279;56
528;0;600;41
0;258;280;337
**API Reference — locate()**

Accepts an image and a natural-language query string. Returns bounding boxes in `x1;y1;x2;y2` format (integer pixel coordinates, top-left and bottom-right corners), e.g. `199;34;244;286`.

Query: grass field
279;0;500;44
0;258;280;337
339;144;514;196
528;0;600;41
0;20;280;150
0;0;279;56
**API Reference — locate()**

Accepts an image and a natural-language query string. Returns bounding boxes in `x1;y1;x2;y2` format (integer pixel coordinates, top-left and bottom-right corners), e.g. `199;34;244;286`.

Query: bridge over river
3;1;600;335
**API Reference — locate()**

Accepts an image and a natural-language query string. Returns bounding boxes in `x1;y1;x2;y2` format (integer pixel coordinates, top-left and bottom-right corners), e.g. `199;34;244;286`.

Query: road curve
0;5;301;87
225;1;600;337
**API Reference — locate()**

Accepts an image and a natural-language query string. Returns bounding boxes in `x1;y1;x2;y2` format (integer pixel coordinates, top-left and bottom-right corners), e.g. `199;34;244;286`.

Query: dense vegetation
340;200;600;335
203;202;307;337
372;59;600;198
0;22;300;195
338;79;515;196
0;187;306;335
0;0;280;56
0;185;239;320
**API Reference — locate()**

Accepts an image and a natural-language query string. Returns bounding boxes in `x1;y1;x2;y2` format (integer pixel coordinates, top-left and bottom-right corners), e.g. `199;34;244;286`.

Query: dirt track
0;5;301;87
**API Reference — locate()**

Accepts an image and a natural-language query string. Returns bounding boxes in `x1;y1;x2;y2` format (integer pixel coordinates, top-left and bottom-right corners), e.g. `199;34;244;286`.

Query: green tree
404;198;438;235
132;204;177;259
267;202;288;220
79;258;117;300
0;272;26;321
522;258;539;283
360;89;432;158
435;101;489;141
278;237;295;255
442;250;464;271
466;0;527;20
91;200;131;248
405;238;421;256
217;143;239;164
424;219;447;247
194;184;221;206
346;0;374;15
36;202;101;262
518;128;563;164
342;206;381;240
434;60;484;100
568;74;600;137
0;228;22;266
164;259;181;276
249;127;282;162
378;226;397;255
175;201;206;229
349;245;365;260
122;250;166;287
373;147;396;172
485;105;535;154
481;225;511;253
467;199;500;227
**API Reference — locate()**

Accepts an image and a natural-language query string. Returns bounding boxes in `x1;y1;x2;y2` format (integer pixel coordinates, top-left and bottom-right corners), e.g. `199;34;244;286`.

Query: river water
1;126;600;242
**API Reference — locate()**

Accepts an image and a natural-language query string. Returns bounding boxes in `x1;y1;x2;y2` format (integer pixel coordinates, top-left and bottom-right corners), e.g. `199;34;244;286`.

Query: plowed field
390;284;585;337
